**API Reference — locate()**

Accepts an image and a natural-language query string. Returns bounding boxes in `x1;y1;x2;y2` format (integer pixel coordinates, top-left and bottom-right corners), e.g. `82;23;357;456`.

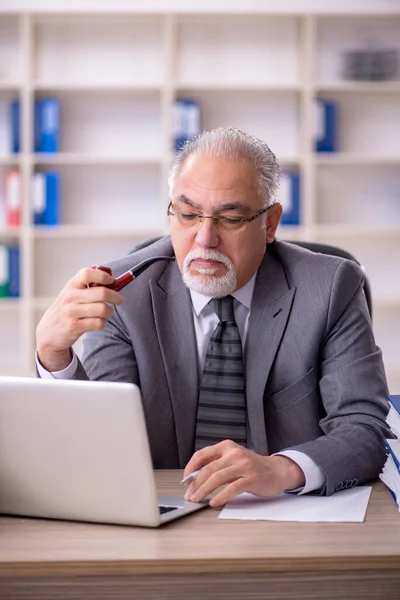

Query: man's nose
194;217;220;248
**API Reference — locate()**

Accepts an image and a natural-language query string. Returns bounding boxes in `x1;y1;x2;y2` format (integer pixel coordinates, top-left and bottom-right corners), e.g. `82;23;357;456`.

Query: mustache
183;249;233;270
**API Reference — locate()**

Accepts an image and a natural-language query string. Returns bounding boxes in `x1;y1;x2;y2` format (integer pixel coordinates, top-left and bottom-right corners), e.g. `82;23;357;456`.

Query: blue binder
280;172;300;226
315;99;337;153
35;98;60;153
33;172;60;226
381;436;400;506
7;245;20;298
383;438;400;472
10;100;20;154
173;98;200;151
388;395;400;414
173;99;186;151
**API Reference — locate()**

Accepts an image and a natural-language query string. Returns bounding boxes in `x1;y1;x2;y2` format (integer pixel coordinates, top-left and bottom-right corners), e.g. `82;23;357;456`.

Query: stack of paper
386;395;400;439
219;487;372;522
380;438;400;510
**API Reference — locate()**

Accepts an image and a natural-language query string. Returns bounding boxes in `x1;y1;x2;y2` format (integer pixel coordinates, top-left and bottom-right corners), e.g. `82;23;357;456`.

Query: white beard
182;248;237;297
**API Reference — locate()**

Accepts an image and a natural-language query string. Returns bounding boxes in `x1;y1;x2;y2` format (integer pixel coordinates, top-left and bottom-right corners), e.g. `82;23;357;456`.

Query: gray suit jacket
75;236;390;495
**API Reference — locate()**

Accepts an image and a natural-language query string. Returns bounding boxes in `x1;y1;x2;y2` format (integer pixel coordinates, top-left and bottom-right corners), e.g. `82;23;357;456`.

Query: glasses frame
167;201;272;230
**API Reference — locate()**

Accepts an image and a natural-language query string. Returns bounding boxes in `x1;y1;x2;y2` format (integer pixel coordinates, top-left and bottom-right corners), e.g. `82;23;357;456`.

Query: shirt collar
190;272;257;316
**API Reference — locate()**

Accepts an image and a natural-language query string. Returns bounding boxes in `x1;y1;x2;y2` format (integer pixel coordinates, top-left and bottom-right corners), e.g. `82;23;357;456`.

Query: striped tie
194;295;247;452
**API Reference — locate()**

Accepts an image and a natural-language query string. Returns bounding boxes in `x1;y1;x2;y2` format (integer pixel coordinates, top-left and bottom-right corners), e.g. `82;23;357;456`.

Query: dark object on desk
342;49;399;81
129;237;373;321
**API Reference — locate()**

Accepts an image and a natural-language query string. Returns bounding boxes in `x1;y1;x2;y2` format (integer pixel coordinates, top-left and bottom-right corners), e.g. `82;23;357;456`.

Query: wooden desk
0;473;400;599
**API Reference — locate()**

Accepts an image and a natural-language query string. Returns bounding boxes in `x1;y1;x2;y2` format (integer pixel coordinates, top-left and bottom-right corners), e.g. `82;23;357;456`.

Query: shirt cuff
274;449;326;495
35;349;78;380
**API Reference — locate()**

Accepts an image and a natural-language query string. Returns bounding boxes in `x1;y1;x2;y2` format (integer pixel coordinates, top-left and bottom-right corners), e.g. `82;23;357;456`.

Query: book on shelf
10;98;60;154
0;244;20;299
279;172;300;226
7;246;20;298
10;99;20;154
315;99;338;153
4;169;21;228
32;171;60;226
173;98;201;151
34;98;60;153
0;245;7;298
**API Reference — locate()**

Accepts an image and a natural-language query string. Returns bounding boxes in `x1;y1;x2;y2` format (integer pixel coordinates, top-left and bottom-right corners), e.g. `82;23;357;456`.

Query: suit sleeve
287;259;391;495
73;304;139;385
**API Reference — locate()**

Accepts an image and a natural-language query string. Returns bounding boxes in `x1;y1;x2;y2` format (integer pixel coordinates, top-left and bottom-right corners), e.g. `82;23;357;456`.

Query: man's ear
265;203;283;243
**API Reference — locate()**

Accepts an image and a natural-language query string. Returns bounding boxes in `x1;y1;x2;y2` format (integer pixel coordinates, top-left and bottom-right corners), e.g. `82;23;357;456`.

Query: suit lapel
246;248;296;455
150;261;199;468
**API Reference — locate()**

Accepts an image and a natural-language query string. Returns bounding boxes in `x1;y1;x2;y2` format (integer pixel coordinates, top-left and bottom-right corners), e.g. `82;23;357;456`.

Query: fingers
72;317;111;336
65;301;116;321
185;462;239;503
209;479;248;508
183;443;292;508
56;284;122;340
61;284;123;308
36;266;124;368
183;440;237;479
69;267;114;289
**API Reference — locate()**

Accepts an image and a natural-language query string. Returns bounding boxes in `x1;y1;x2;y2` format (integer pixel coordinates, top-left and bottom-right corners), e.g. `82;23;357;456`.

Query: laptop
0;376;207;527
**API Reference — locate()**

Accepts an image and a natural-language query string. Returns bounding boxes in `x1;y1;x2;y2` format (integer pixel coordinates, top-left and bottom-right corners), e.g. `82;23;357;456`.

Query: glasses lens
168;204;248;232
175;209;200;228
219;217;246;232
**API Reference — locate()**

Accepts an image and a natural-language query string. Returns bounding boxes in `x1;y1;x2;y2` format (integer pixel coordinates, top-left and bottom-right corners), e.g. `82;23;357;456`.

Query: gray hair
168;127;280;208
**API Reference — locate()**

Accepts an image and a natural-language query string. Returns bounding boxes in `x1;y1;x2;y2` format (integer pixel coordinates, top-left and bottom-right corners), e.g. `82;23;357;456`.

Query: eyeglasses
167;201;271;232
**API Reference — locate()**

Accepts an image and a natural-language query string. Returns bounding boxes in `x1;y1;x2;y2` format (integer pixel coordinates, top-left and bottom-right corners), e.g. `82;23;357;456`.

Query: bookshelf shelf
32;225;165;240
0;156;21;166
32;83;163;93
0;83;21;91
0;229;21;242
175;15;300;87
315;155;400;166
312;225;400;238
277;225;309;240
0;7;399;391
375;298;400;310
32;16;166;88
183;89;300;159
175;83;304;92
316;83;400;93
33;154;164;166
0;298;21;312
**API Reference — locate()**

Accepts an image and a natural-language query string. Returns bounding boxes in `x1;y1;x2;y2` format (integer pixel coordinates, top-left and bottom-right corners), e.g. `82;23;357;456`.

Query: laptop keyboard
159;505;179;515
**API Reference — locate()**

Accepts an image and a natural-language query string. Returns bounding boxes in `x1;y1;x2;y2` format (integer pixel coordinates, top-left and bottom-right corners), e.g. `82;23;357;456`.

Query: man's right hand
36;267;123;373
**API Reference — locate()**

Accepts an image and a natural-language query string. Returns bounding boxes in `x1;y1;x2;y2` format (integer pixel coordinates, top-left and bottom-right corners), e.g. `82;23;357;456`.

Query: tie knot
210;296;235;323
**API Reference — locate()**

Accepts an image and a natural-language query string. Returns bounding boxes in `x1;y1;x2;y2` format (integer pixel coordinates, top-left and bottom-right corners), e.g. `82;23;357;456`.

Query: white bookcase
0;9;399;393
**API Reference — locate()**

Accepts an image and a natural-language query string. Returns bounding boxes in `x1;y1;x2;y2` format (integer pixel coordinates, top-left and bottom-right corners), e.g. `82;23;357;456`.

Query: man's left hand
183;440;305;508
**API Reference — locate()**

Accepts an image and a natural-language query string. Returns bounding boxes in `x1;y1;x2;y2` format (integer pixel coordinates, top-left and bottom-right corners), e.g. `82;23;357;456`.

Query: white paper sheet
219;486;372;522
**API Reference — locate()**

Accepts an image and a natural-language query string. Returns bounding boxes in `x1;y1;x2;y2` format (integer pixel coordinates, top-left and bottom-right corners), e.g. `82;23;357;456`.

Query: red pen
90;256;175;292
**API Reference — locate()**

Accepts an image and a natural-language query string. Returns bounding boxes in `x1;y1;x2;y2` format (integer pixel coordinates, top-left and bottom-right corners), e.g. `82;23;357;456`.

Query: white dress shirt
36;275;325;494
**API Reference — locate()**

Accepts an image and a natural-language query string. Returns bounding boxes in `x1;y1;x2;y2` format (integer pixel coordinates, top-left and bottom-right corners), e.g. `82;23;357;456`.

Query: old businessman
36;127;390;507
